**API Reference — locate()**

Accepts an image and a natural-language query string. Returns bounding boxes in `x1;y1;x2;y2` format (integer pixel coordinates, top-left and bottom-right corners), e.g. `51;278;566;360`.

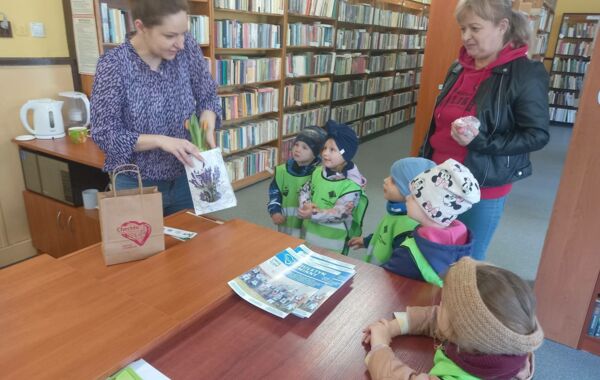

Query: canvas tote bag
98;164;165;265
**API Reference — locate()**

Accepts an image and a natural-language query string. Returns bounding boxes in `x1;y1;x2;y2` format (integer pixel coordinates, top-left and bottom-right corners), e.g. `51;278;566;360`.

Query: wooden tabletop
2;212;438;379
14;137;104;169
144;253;439;380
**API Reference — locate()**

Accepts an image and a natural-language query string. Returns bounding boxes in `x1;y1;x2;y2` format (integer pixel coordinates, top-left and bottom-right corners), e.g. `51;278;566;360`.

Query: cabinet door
23;191;61;255
58;207;101;254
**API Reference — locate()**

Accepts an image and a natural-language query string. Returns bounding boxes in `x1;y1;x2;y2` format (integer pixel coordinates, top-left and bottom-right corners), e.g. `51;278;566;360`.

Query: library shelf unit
548;13;599;126
78;0;430;190
511;0;556;63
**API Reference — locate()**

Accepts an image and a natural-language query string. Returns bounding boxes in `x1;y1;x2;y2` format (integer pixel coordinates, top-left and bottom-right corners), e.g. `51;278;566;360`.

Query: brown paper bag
98;165;165;266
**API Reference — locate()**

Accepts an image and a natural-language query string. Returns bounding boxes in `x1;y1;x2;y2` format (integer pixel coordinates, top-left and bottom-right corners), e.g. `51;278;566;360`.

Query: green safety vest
274;164;313;237
304;168;368;255
429;347;481;380
400;235;444;287
365;213;418;264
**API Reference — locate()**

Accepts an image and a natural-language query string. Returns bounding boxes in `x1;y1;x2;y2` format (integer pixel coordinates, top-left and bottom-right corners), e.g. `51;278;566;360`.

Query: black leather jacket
420;57;550;187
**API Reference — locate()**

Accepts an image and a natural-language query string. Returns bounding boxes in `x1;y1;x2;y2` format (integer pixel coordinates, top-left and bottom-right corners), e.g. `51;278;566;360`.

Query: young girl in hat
298;120;368;255
363;257;544;379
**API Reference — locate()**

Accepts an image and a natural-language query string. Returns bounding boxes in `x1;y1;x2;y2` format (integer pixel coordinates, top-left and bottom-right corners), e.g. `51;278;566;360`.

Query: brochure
185;148;237;215
228;245;355;318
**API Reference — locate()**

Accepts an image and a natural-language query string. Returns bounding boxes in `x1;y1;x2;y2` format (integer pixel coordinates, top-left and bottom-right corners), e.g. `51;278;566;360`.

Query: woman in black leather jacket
420;0;549;260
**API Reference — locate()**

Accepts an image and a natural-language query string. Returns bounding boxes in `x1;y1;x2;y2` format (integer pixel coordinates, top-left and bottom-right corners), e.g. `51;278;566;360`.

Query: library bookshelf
78;0;430;190
548;13;599;126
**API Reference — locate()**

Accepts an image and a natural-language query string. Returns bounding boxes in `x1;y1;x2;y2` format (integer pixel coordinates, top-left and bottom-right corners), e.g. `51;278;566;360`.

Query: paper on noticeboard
70;0;100;75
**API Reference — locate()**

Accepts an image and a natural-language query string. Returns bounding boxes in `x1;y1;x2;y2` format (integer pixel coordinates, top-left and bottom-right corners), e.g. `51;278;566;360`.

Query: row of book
331;101;364;123
550;74;583;91
337;0;428;30
366;76;394;95
537;7;554;33
549;107;577;124
342;105;415;137
530;33;549;56
548;90;579;108
288;23;335;47
364;95;391;117
215;56;281;86
281;137;296;160
288;0;338;18
560;21;598;39
215;0;284;14
282;105;331;136
99;4;129;44
552;57;589;74
332;78;366;101
284;78;332;107
587;298;600;338
219;87;279;121
392;91;414;109
214;20;282;49
334;53;367;75
361;114;386;136
286;53;335;77
217;118;279;154
555;41;593;58
189;15;210;45
225;146;278;182
336;29;371;50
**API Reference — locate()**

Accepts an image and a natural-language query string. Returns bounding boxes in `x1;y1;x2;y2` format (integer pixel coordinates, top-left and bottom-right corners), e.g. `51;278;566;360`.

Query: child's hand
271;213;285;225
348;236;365;249
362;319;393;347
297;202;315;219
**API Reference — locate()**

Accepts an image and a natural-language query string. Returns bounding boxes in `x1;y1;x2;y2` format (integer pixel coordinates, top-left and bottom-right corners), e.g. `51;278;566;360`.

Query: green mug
68;126;89;144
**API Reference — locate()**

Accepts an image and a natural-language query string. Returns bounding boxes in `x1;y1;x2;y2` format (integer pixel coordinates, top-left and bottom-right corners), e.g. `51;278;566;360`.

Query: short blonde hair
455;0;532;47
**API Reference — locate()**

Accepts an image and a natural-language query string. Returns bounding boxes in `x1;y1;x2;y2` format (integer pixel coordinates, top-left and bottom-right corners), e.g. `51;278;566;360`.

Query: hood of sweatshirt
458;43;529;72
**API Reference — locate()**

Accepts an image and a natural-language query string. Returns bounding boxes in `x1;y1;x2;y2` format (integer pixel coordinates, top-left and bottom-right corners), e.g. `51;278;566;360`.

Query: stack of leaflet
228;245;356;318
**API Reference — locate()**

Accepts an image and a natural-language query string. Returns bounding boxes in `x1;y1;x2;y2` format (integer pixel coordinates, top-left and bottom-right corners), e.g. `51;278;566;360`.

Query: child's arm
267;177;284;223
309;192;359;223
362;319;439;380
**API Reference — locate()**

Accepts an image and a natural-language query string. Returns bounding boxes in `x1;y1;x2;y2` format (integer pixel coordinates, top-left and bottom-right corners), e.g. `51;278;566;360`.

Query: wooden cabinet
23;191;101;258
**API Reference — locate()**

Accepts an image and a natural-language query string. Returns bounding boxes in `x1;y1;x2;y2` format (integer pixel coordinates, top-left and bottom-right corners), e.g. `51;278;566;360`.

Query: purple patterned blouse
90;33;221;181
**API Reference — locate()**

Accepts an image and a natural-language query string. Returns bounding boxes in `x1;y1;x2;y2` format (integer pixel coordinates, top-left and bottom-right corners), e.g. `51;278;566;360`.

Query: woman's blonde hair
455;0;532;47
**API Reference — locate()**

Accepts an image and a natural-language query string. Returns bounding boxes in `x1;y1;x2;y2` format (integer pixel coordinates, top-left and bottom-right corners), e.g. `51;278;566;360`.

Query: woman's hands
199;110;217;149
158;135;203;166
362;318;403;347
450;120;479;146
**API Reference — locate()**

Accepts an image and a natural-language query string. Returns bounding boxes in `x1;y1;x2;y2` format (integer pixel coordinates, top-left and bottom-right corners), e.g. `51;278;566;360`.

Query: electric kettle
20;99;66;139
59;91;90;128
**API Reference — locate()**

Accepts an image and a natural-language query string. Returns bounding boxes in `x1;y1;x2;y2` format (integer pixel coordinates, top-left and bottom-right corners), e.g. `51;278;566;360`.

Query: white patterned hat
409;159;480;226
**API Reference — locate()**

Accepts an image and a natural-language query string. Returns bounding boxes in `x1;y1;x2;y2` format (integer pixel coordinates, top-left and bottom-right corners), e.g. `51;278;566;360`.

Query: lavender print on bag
186;148;237;215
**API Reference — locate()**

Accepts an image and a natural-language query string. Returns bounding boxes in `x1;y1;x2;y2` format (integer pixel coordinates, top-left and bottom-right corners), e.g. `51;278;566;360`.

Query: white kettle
20;99;66;139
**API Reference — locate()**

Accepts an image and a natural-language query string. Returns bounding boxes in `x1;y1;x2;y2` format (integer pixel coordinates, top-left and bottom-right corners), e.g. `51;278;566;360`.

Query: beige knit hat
442;258;544;355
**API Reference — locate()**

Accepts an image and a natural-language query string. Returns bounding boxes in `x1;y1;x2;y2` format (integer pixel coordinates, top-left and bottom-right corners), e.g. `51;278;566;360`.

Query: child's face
383;177;405;202
321;139;346;171
292;141;315;166
406;194;443;227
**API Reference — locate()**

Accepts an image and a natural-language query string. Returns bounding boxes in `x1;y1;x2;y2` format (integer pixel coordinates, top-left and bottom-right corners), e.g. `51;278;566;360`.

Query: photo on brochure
185;148;237;215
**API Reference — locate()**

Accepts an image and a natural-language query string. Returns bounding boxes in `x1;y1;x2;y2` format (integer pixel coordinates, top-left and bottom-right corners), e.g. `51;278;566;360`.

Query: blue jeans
458;195;507;261
115;174;193;216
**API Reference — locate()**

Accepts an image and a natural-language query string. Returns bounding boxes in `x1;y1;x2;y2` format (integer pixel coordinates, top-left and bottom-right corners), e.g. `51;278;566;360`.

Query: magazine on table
185;148;237;215
228;244;356;318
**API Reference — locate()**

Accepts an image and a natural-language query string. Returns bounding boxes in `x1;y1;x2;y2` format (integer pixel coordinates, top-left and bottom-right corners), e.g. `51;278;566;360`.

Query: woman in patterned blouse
90;0;221;215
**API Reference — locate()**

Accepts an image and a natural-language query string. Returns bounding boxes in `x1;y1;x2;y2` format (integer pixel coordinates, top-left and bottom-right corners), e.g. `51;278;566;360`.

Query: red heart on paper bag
117;221;152;246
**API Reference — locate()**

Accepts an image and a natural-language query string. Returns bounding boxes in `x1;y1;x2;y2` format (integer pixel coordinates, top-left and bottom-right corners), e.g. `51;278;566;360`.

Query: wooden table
1;212;438;379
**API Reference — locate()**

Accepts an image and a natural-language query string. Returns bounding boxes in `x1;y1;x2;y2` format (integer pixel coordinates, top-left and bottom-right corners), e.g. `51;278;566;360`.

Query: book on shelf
215;20;281;49
288;22;335;47
219;86;279;121
189;15;210;45
588;298;600;337
217;118;279;154
186;148;237;215
225;146;278;182
216;56;281;86
228;244;356;318
215;0;284;14
100;3;130;44
288;0;338;19
332;78;366;101
286;52;336;77
283;105;330;135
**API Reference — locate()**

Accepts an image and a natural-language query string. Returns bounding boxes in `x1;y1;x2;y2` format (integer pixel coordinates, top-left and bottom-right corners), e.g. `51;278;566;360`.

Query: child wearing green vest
348;157;436;264
267;126;327;237
362;257;544;380
382;159;481;286
298;120;367;255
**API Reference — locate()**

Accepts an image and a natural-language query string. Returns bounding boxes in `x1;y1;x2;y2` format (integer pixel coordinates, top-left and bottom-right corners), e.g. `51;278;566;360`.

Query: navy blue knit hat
325;120;358;162
295;126;327;158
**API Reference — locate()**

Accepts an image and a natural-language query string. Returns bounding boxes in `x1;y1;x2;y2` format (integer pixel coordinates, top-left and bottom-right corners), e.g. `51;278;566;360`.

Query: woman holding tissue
91;0;221;215
419;0;549;259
